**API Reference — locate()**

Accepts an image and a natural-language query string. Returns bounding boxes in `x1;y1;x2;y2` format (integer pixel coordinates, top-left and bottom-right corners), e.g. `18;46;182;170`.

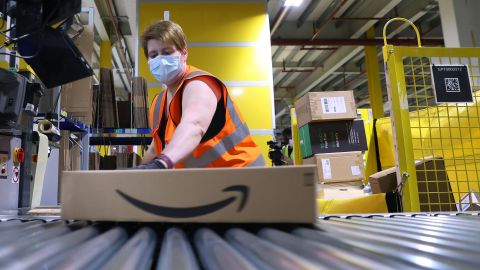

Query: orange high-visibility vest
149;66;265;168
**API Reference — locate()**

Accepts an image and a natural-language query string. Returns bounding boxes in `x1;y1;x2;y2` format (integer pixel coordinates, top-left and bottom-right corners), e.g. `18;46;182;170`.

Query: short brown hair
141;20;187;57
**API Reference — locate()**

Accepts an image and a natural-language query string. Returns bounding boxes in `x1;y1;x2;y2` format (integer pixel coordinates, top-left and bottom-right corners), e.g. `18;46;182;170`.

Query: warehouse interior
1;0;480;269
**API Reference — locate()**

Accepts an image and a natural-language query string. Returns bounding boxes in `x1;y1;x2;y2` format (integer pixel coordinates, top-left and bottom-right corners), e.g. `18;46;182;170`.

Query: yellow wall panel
187;47;271;82
139;3;267;42
139;46;271;83
229;86;272;130
138;0;273;136
251;134;273;167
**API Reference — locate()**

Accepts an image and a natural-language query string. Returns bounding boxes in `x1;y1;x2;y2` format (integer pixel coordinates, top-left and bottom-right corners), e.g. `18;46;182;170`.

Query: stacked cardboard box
303;152;365;183
295;91;367;184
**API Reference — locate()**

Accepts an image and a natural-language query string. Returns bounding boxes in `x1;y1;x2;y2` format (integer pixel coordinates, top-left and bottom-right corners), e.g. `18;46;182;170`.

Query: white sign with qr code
321;97;347;114
444;78;461;92
321;159;332;179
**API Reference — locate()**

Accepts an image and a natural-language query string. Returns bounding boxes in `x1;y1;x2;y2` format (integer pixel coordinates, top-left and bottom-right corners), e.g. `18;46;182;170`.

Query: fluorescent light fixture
284;0;303;7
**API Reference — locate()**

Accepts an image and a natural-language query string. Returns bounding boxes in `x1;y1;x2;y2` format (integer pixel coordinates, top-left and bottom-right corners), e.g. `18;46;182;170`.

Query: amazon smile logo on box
116;185;249;218
61;167;317;223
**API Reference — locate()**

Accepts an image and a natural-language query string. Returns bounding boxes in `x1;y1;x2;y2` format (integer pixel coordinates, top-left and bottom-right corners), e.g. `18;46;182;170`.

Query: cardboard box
415;158;456;211
299;120;368;158
295;91;357;127
317;180;364;199
303;152;365;183
60;17;94;125
369;157;456;211
61;166;316;223
317;182;365;200
369;166;397;194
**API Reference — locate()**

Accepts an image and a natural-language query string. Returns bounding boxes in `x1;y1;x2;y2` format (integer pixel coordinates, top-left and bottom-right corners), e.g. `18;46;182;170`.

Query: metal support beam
296;0;320;28
270;6;290;37
271;38;444;46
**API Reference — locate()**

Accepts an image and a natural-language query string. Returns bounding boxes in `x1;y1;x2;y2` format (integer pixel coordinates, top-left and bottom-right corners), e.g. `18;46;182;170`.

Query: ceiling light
284;0;303;7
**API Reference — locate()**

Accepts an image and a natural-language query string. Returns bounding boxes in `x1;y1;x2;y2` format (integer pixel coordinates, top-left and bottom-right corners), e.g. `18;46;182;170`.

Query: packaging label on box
321;97;346;114
321;159;332;179
351;166;361;176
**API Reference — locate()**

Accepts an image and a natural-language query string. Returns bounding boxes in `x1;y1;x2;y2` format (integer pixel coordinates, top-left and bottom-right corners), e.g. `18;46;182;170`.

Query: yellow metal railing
382;18;480;212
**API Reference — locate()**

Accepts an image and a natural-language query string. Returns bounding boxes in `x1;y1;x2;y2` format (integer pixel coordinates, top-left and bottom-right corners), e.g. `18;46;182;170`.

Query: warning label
12;166;19;184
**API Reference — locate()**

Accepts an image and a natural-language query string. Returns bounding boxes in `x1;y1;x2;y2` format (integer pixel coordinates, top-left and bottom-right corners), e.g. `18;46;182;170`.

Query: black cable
1;10;75;60
1;24;15;34
0;32;44;59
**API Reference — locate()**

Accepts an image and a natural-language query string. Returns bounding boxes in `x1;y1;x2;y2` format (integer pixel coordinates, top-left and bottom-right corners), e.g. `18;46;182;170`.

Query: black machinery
0;0;91;209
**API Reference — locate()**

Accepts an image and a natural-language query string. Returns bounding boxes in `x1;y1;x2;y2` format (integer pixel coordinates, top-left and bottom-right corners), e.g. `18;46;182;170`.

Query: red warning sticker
12;166;19;184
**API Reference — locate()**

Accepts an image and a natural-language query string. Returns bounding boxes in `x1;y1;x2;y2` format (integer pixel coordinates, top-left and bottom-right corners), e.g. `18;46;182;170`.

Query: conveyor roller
0;213;479;269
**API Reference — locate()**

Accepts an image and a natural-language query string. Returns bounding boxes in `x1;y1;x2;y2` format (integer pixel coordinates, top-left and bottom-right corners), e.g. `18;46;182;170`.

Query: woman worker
133;20;265;169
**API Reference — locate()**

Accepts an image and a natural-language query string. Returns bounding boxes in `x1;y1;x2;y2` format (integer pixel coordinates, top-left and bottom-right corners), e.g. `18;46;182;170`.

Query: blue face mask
148;54;183;84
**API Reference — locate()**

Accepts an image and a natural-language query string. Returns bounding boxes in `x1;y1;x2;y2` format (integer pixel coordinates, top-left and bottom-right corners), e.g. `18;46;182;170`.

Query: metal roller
0;213;478;270
52;227;128;270
195;228;256;270
101;227;157;270
225;227;321;270
157;227;199;270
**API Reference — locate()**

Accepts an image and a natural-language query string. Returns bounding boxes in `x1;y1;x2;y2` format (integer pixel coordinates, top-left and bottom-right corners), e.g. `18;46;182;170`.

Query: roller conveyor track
0;213;479;270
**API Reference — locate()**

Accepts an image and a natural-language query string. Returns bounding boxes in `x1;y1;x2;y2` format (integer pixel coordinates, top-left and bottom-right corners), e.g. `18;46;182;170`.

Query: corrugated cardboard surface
60;20;94;125
295;91;357;127
416;158;456;212
304;152;365;183
369;166;397;194
61;166;316;223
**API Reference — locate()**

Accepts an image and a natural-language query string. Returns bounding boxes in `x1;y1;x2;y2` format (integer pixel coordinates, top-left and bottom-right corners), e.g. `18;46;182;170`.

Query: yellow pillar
290;106;302;165
365;28;384;118
363;27;384;181
100;40;112;68
0;18;7;69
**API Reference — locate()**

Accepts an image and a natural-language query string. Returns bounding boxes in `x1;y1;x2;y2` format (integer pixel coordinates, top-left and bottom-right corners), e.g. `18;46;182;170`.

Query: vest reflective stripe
149;65;265;168
183;122;250;167
246;154;266;167
182;94;248;168
151;92;163;129
226;95;242;128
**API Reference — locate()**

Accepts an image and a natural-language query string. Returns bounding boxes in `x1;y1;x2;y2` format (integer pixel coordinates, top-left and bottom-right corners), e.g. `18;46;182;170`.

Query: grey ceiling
267;0;443;128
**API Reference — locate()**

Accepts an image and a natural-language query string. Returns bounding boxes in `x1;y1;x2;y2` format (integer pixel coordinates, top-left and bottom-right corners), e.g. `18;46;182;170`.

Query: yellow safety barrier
318;194;388;215
382;18;480;212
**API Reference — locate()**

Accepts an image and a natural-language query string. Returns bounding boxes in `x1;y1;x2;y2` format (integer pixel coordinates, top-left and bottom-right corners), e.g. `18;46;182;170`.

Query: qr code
444;78;460;92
